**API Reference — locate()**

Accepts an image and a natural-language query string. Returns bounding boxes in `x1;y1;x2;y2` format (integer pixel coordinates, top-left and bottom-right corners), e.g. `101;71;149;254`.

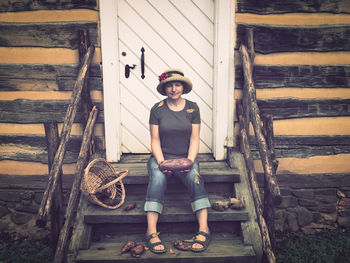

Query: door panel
118;0;214;153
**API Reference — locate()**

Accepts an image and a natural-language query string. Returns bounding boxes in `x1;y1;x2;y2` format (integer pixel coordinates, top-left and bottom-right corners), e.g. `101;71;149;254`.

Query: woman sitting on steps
144;69;211;254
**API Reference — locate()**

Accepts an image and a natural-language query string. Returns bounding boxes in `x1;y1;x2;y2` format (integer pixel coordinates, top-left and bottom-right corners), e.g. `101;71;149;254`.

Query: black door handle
141;47;145;79
125;64;136;78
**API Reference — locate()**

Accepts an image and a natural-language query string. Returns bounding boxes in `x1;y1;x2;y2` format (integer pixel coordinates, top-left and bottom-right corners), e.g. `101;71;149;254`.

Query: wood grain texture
0;99;104;123
235;65;350;89
233;98;350;119
256;98;350;119
0;22;98;49
0;64;101;78
236;24;350;54
0;0;97;12
0;135;104;163
236;0;350;14
249;135;350;159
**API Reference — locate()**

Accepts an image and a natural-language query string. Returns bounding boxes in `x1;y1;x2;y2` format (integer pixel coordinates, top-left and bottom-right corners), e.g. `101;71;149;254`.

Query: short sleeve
187;101;201;124
149;101;164;125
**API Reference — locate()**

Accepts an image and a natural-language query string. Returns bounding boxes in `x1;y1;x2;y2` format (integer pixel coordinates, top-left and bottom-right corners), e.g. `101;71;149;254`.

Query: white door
100;0;235;161
117;0;214;154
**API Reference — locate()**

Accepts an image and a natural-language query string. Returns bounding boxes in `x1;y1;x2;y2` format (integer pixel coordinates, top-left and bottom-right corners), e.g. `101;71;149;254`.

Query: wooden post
44;121;64;250
245;27;255;70
37;45;95;226
54;106;99;263
239;44;282;206
79;29;95;155
241;28;255;132
262;115;279;174
237;102;276;263
262;114;279;247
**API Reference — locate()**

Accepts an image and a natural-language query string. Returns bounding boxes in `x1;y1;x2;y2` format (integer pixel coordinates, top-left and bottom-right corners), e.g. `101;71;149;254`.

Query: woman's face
164;81;184;100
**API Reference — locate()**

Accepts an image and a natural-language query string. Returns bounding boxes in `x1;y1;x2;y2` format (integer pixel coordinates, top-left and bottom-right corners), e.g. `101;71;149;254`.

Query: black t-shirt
149;99;201;159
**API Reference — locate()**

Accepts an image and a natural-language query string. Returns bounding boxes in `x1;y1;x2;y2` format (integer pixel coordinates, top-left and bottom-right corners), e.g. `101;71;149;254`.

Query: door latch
125;64;136;78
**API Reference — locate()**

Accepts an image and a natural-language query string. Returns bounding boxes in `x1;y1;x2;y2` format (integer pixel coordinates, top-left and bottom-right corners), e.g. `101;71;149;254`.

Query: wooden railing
36;30;98;263
237;28;282;263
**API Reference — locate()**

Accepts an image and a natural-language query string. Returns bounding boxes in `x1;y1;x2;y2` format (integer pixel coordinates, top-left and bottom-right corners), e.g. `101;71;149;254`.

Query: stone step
75;232;256;263
84;193;249;225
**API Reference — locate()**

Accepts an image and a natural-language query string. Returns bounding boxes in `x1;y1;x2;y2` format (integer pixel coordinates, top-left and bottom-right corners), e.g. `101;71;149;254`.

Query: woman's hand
159;158;193;174
158;160;172;175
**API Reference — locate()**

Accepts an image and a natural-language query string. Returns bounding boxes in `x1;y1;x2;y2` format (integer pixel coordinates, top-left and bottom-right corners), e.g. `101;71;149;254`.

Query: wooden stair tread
76;233;256;263
112;161;241;184
84;193;249;224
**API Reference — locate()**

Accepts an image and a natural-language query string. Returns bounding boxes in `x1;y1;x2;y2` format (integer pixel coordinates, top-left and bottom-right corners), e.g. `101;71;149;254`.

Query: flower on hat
158;73;169;82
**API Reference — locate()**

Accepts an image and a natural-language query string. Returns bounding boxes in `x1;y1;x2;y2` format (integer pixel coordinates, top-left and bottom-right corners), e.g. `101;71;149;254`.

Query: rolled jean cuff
144;201;163;214
191;197;211;212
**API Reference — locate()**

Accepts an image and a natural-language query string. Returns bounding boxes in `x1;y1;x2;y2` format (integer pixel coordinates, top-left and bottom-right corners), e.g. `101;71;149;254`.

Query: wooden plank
229;148;263;262
0;135;104;163
119;153;217;163
0;99;104;123
76;233;255;263
0;0;97;12
235;65;350;89
0;64;101;79
256;98;350;119
0;77;102;91
249;135;350;159
114;161;241;185
0;174;75;190
83;193;249;224
236;24;350;54
67;195;92;263
0;22;98;49
236;0;350;14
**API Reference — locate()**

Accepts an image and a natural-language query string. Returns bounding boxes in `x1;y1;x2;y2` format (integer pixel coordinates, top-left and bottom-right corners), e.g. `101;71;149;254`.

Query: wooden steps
68;153;260;263
83;193;249;224
113;161;241;185
76;233;256;263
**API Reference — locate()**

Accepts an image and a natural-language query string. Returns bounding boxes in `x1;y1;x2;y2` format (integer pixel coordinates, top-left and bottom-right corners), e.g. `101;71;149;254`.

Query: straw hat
156;69;192;96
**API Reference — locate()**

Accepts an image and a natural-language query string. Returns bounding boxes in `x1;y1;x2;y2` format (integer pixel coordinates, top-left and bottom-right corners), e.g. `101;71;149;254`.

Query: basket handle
94;169;129;193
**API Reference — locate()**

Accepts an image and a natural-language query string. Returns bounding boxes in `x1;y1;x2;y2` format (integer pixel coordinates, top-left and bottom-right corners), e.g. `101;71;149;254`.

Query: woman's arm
187;124;200;162
150;124;165;164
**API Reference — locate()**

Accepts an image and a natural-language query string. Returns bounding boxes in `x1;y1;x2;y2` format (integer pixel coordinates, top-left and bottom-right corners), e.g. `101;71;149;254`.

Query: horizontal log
248;135;350;159
3;135;349;163
0;77;102;91
0;64;101;79
234;98;350;119
0;0;97;12
0;135;104;163
236;0;350;14
0;99;104;123
0;174;74;190
236;24;350;54
2;172;349;191
235;65;350;89
0;22;98;49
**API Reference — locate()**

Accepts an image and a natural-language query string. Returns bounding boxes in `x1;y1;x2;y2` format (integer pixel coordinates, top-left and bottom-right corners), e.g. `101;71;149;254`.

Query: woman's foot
145;232;167;254
191;227;210;252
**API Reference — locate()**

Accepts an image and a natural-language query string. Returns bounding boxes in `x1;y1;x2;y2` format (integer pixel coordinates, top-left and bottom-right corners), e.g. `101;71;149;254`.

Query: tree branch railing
36;29;98;262
238;28;282;263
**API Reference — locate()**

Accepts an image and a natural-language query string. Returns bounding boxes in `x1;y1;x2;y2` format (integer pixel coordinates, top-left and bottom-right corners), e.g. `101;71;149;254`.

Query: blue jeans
144;156;211;214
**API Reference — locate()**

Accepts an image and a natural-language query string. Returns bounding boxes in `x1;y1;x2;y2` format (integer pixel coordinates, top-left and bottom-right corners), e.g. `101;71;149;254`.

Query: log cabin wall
0;0;349;236
235;0;350;233
0;0;103;235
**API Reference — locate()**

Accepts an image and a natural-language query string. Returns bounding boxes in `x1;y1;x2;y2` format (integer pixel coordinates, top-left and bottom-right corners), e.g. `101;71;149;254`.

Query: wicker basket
82;158;129;209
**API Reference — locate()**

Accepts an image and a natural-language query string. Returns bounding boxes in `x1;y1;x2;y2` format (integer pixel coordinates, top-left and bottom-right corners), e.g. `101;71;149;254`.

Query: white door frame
100;0;235;162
